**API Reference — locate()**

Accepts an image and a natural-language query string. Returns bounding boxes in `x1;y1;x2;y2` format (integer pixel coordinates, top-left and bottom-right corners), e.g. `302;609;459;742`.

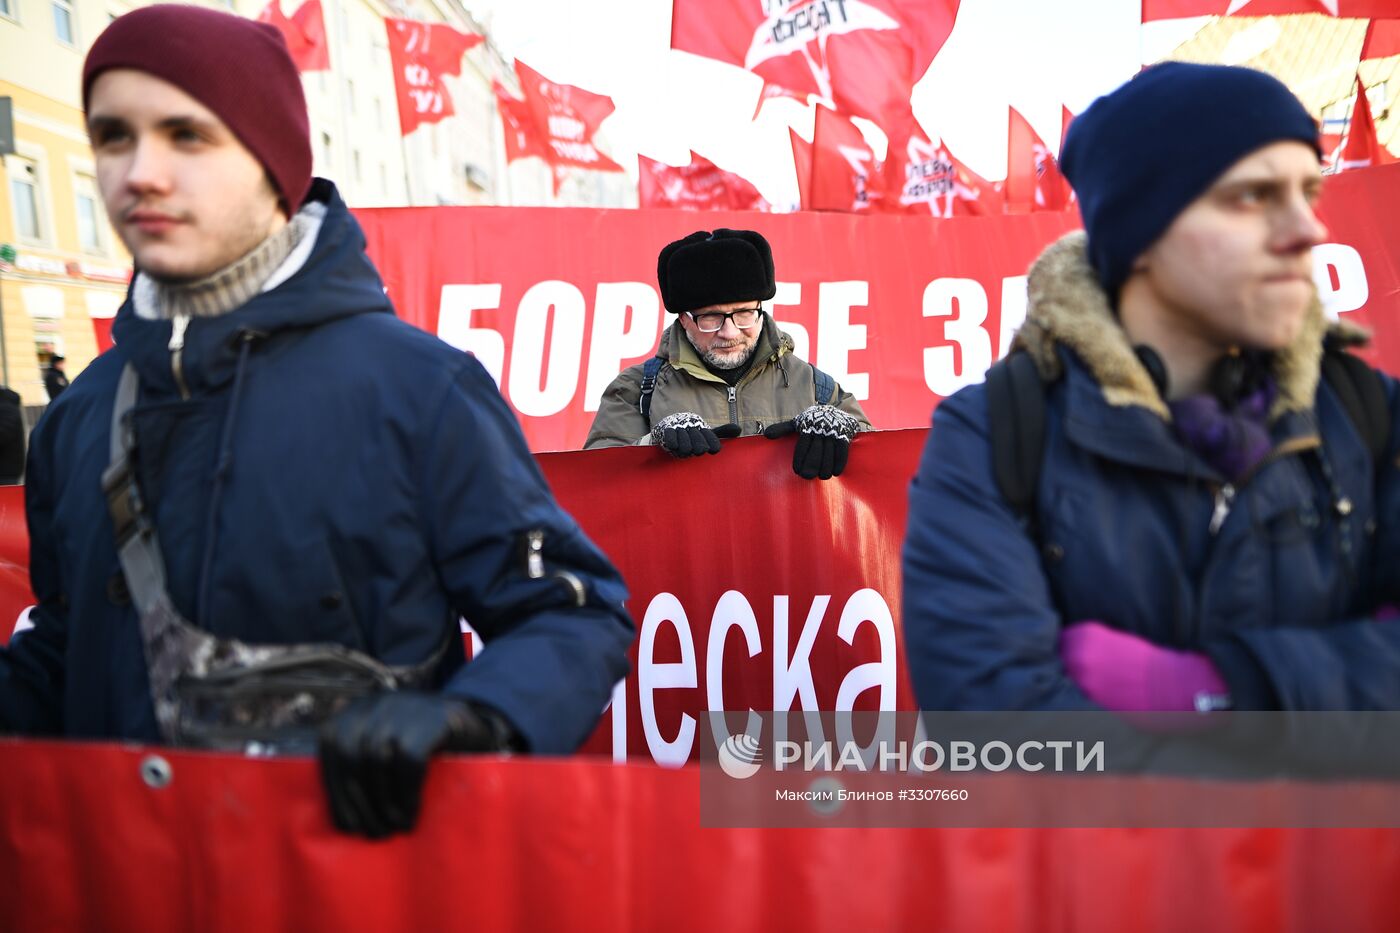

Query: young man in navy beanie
0;4;634;839
904;63;1400;722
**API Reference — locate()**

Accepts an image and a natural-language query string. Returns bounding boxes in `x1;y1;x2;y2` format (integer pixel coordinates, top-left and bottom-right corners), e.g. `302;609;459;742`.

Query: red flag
1061;105;1077;206
809;105;885;212
385;19;483;136
1361;19;1400;59
1143;1;1400;20
1005;107;1069;214
790;127;813;209
514;61;625;174
494;80;551;164
638;152;770;211
753;81;810;119
885;126;1001;217
672;0;960;132
257;0;330;72
1333;75;1395;172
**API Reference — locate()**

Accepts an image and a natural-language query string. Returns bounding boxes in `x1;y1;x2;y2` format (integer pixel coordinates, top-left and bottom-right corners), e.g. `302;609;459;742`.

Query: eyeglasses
686;307;763;333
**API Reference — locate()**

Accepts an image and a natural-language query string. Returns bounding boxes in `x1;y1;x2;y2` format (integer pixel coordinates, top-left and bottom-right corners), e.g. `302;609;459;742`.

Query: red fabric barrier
0;433;926;762
357;162;1400;452
0;740;1397;933
541;430;923;762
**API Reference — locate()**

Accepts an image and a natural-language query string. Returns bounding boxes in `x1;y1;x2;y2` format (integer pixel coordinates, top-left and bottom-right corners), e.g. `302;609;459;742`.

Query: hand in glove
651;411;741;458
1059;621;1230;714
763;405;861;480
319;691;515;839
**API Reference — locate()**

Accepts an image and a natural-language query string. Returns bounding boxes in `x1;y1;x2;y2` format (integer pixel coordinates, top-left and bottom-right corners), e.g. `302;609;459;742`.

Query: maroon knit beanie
82;4;312;216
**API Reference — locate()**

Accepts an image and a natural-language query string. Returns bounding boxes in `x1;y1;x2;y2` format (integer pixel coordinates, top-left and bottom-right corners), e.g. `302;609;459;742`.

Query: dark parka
584;313;869;448
903;233;1400;714
0;182;634;752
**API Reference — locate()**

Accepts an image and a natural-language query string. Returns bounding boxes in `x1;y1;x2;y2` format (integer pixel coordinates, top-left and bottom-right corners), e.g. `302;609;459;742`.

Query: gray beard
684;319;762;370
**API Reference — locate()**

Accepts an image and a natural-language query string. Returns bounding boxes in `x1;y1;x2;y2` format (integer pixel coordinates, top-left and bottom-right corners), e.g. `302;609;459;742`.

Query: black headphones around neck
1133;345;1269;409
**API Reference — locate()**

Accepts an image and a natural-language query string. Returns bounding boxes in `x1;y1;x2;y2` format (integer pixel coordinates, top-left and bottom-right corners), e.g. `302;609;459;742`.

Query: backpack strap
986;350;1051;520
1320;344;1390;466
638;355;667;424
812;366;836;406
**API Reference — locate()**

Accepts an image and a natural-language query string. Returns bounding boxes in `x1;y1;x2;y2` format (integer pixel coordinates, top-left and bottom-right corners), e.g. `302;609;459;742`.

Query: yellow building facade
1167;15;1400;158
1;0;131;406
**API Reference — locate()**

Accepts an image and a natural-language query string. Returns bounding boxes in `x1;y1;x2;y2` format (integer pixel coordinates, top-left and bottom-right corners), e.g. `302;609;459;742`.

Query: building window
74;174;105;253
8;157;45;242
353;150;362;183
347;79;356;114
0;0;15;21
52;0;75;46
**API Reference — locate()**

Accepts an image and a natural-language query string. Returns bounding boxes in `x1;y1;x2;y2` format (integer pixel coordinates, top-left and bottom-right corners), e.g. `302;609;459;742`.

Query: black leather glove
763;405;861;480
650;412;741;457
318;691;513;839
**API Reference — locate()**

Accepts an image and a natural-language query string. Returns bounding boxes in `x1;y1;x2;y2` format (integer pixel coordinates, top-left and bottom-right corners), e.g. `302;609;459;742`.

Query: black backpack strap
638;355;666;423
1320;345;1390;465
986;350;1050;520
812;366;836;406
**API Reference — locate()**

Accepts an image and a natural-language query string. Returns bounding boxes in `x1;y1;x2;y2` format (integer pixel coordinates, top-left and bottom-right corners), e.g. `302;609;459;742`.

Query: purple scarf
1167;378;1277;482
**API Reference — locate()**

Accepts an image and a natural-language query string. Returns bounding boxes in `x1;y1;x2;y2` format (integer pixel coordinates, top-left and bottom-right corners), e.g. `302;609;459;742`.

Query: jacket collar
1014;232;1350;478
1014;232;1355;423
109;179;392;396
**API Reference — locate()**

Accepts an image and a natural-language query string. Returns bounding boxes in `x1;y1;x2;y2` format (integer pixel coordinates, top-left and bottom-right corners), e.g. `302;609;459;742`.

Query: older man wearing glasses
585;229;869;480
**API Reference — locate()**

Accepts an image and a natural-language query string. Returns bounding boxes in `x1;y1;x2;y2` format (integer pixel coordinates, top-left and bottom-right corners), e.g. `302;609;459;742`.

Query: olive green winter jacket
584;313;869;448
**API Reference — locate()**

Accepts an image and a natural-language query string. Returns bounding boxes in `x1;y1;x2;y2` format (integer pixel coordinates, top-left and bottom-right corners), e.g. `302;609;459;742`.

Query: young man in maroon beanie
0;4;634;840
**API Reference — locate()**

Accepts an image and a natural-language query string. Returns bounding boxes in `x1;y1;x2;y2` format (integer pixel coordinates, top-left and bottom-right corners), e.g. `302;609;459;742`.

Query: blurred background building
0;0;631;406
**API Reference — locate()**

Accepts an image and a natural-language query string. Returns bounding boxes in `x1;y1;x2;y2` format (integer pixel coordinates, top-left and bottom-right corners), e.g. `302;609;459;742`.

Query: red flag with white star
885;124;1001;217
673;0;960;134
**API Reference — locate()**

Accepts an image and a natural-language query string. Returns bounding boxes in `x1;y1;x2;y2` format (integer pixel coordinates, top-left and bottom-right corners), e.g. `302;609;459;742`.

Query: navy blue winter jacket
903;234;1400;713
0;181;634;752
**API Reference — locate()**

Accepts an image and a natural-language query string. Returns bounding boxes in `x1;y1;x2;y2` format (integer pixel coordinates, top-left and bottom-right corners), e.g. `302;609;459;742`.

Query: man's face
1131;140;1327;353
87;69;286;282
677;300;765;370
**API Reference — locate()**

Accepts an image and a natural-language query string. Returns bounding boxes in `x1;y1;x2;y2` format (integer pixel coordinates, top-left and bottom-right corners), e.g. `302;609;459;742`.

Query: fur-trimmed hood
1012;231;1366;421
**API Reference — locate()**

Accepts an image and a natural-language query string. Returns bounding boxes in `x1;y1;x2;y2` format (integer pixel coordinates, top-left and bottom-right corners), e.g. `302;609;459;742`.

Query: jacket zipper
169;313;192;400
727;386;738;424
525;529;587;607
1207;435;1320;537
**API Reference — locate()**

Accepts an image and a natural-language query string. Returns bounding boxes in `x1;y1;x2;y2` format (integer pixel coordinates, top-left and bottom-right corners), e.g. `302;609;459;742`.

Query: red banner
355;161;1400;454
3;740;1399;933
540;430;922;762
0;432;922;763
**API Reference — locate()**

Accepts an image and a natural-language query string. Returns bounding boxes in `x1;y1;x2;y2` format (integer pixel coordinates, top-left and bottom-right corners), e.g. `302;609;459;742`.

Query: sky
463;1;1206;205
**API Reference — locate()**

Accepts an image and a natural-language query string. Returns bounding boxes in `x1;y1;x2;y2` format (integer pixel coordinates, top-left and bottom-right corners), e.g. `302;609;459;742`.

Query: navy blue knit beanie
1060;62;1319;301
